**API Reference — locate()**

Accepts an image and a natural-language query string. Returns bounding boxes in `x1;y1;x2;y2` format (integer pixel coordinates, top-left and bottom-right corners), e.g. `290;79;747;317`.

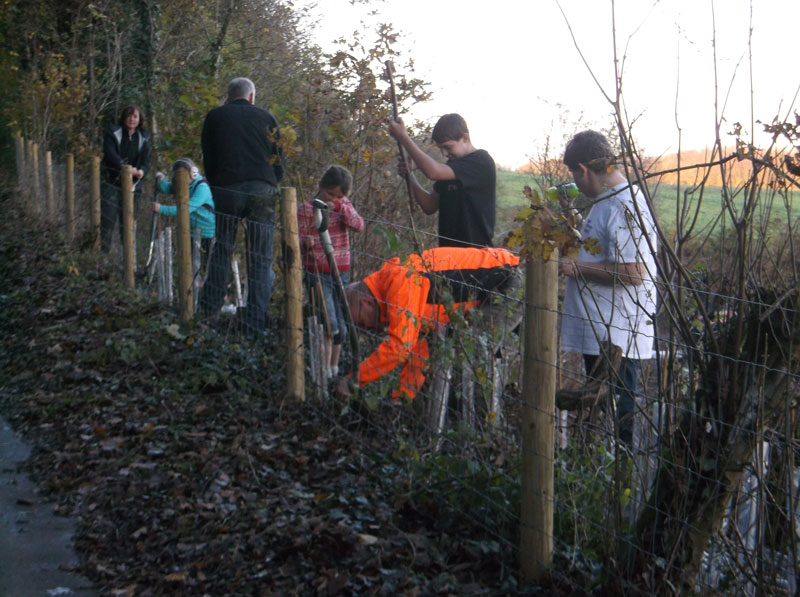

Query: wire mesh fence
12;136;800;594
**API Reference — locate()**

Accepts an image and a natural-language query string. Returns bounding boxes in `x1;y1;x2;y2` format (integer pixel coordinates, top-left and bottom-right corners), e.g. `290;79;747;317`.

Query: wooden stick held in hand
384;60;422;253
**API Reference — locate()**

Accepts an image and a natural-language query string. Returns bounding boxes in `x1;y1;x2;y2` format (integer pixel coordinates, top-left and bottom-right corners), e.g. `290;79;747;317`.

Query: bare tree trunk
631;294;799;591
208;0;238;76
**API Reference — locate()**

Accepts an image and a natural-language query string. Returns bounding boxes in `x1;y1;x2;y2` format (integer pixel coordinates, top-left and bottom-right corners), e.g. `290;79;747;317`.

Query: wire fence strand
13;138;800;594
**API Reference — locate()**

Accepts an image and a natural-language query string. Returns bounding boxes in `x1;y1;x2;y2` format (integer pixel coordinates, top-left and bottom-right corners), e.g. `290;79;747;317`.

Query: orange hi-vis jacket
359;246;520;401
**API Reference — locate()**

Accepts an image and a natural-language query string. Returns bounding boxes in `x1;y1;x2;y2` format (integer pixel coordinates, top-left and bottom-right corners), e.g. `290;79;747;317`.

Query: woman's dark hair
118;105;146;130
432;113;469;143
563;130;615;172
320;165;353;195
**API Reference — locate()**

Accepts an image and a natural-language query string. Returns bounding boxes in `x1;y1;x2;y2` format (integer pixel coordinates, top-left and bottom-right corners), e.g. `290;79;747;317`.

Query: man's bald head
345;281;381;330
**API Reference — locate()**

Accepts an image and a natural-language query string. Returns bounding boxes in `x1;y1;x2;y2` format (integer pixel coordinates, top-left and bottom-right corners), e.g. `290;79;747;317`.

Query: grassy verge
496;169;798;241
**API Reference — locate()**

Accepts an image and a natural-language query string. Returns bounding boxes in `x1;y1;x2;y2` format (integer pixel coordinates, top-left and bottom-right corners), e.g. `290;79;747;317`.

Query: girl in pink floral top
298;166;364;378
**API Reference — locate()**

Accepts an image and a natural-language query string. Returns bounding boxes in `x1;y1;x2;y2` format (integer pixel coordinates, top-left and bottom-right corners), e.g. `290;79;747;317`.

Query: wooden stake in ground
91;156;101;249
31;142;40;217
519;254;558;583
384;60;424;256
66;153;75;242
281;187;306;402
165;227;174;304
191;229;201;312
45;151;55;222
121;165;134;288
231;259;244;307
156;230;167;301
145;184;161;281
14;135;23;194
25;139;33;207
310;199;360;377
175;169;193;326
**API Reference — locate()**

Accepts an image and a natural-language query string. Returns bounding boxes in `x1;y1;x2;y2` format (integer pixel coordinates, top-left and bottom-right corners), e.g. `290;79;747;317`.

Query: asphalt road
0;417;95;596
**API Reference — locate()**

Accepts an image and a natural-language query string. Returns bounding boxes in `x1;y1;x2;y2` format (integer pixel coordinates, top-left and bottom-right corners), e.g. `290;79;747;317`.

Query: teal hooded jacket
157;176;215;239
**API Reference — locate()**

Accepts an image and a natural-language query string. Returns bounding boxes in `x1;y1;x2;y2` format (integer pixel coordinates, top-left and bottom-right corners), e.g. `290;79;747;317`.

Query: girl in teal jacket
153;158;215;269
153;158;215;242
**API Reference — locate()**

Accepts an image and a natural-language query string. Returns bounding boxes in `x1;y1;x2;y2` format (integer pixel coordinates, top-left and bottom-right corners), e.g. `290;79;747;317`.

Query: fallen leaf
357;533;379;545
166;324;186;340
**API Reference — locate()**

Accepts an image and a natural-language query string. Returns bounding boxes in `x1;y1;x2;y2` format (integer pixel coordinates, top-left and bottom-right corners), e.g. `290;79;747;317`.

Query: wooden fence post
25;139;33;207
14;134;25;187
91;156;101;249
519;254;558;582
65;153;75;241
14;135;23;192
281;187;305;401
175;169;193;326
165;226;174;304
45;150;55;222
121;165;134;288
24;138;31;172
31;142;41;217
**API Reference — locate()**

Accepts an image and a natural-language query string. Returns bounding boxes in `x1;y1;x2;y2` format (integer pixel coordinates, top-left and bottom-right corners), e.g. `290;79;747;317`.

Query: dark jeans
199;180;276;331
584;354;639;444
100;181;140;253
194;236;214;284
200;237;213;261
473;267;523;353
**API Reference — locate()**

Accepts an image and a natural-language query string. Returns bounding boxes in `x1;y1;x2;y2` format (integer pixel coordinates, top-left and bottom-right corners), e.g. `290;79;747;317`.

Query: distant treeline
642;148;755;187
518;148;762;188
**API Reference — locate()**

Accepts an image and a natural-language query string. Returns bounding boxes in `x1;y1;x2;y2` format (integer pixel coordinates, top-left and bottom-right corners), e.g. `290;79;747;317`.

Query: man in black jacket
199;77;286;336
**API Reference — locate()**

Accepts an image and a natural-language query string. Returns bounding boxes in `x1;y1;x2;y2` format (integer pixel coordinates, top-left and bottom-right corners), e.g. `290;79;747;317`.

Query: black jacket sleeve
269;123;285;183
103;127;122;173
135;132;152;176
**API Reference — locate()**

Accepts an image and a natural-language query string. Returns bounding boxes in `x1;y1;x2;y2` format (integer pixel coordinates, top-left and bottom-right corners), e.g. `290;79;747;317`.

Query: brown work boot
555;343;622;411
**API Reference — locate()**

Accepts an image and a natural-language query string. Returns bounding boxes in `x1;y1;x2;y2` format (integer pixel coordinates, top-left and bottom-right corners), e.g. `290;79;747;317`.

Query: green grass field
495;169;798;241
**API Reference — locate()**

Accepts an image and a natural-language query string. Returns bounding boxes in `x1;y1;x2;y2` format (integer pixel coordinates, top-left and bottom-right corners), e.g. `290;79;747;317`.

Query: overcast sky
306;0;800;168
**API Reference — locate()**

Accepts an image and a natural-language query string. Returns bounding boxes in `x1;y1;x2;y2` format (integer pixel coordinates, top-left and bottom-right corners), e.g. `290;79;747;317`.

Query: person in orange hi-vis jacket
336;246;520;402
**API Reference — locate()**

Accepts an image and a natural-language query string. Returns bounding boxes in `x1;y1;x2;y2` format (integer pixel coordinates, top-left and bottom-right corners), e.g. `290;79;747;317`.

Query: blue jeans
304;271;349;345
199;180;276;331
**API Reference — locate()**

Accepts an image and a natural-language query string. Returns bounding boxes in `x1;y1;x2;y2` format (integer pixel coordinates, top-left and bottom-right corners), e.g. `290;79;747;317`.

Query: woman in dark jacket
101;104;151;253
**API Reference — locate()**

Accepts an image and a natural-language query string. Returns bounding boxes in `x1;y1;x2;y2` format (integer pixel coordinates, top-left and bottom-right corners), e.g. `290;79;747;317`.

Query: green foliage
0;4;20;163
505;184;590;261
400;448;520;542
157;74;220;164
370;223;405;255
3;47;89;156
0;0;431;250
553;442;634;590
289;23;433;263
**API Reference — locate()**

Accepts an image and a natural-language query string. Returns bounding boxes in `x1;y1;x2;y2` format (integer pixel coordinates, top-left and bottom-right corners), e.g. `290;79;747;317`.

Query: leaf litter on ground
0;194;535;596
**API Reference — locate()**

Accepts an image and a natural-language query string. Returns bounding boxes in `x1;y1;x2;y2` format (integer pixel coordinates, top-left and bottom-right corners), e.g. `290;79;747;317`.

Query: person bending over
336;246;519;402
153;158;215;259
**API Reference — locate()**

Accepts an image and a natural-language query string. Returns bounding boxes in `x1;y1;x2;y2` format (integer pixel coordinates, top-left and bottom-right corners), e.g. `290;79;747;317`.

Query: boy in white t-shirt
557;130;658;446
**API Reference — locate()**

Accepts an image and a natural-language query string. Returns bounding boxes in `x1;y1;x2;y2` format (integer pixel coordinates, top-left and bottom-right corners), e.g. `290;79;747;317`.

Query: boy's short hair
432;113;469;143
563;130;616;172
320;165;353;195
